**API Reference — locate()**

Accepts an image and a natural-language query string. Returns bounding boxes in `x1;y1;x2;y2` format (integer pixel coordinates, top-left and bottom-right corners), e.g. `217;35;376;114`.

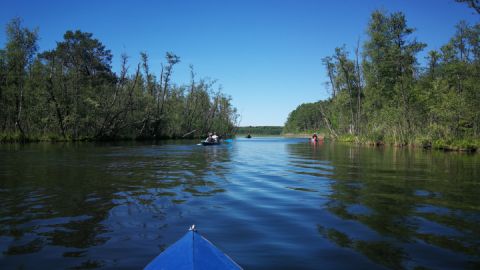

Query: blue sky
0;0;478;126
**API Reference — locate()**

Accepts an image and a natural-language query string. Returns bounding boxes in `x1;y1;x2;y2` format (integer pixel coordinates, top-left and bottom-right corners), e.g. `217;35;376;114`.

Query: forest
0;18;238;142
236;126;283;136
284;9;480;151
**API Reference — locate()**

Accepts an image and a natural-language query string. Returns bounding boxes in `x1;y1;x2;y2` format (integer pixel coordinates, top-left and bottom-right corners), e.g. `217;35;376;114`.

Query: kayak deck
144;227;242;270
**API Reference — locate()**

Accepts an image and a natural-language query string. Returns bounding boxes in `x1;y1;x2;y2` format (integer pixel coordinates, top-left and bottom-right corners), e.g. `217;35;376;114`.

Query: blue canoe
144;226;242;270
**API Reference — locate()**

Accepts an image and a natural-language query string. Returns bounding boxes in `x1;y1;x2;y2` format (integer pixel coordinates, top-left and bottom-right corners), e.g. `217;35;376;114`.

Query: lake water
0;138;479;269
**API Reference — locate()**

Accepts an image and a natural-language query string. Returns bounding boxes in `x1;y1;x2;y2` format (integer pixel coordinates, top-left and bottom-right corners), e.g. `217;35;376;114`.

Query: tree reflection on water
287;142;480;269
0;142;232;269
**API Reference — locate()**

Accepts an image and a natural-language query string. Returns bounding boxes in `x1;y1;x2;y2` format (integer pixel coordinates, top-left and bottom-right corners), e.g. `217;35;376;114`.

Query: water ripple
0;139;479;269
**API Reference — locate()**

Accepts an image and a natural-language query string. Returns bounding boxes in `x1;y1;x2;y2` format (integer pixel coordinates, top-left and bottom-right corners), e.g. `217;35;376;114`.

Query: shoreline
280;132;478;153
1;132;478;153
0;133;232;144
332;135;478;153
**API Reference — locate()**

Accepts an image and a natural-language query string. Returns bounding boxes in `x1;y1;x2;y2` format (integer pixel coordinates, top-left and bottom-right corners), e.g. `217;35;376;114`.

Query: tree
287;9;479;150
0;18;239;142
2;18;38;137
39;30;115;139
363;11;426;143
423;21;480;139
456;0;480;14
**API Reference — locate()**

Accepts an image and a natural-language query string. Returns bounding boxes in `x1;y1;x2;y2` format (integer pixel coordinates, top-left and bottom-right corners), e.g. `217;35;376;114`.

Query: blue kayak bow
144;225;242;270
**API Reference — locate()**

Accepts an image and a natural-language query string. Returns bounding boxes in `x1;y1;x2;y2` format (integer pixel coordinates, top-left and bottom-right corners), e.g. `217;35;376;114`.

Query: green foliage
0;18;39;137
0;18;238;142
285;10;480;151
432;138;479;152
283;102;324;133
336;134;357;143
236;126;283;135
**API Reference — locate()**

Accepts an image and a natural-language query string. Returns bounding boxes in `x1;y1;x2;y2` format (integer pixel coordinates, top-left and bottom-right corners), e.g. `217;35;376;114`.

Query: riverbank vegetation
0;18;238;142
284;9;480;151
236;126;283;136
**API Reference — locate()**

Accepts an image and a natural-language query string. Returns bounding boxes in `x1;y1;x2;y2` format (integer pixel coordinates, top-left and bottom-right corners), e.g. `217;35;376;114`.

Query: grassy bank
280;131;478;152
0;132;71;143
282;128;328;138
429;138;480;152
333;134;479;152
0;132;229;144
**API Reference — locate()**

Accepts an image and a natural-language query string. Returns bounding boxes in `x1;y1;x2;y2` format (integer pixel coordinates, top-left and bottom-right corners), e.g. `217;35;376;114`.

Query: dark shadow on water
0;141;232;269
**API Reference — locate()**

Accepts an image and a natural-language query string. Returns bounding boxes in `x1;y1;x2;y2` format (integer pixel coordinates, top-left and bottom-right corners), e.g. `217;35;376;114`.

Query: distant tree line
236;126;283;135
284;10;480;149
0;18;238;142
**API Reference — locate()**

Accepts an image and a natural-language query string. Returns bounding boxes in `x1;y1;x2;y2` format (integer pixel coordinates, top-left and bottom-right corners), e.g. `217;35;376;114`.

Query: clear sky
0;0;478;126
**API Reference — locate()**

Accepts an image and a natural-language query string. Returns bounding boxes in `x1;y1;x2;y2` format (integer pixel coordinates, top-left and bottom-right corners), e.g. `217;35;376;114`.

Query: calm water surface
0;138;479;269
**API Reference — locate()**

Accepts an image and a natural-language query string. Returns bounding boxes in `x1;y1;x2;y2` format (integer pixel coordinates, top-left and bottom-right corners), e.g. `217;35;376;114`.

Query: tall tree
363;11;425;143
40;30;115;139
3;18;38;137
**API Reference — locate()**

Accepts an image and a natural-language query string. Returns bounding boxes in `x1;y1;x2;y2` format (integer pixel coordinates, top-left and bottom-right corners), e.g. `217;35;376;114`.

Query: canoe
144;226;242;270
201;141;221;146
